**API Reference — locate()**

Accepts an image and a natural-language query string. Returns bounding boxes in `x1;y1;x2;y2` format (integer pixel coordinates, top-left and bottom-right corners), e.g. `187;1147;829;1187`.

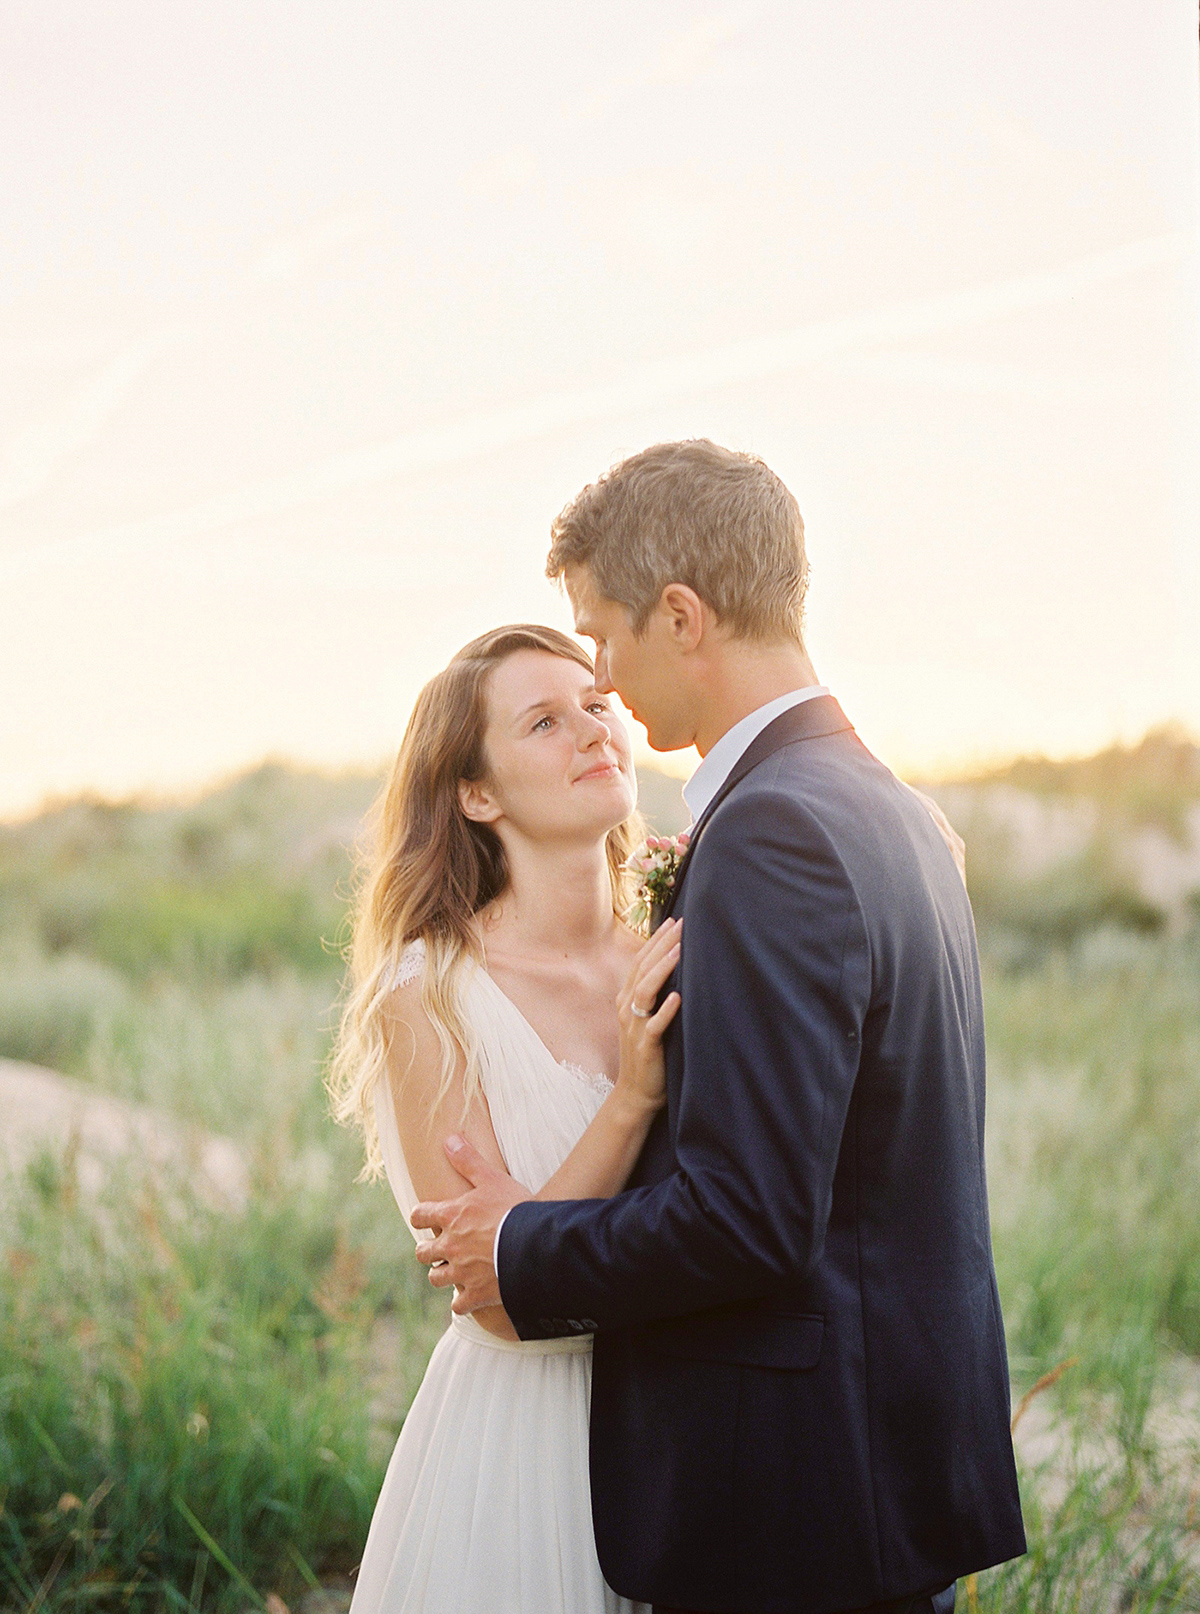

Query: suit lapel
662;694;854;920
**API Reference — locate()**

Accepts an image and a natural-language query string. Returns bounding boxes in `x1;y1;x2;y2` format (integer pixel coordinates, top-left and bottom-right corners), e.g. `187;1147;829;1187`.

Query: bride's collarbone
484;943;627;1002
483;954;622;1075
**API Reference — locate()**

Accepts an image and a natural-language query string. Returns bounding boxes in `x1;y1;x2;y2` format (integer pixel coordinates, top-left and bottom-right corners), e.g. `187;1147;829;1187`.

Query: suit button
567;1319;585;1332
537;1318;554;1332
580;1318;598;1331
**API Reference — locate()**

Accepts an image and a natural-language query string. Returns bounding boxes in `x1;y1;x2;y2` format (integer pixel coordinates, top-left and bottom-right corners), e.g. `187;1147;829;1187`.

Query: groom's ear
656;583;707;652
458;779;502;824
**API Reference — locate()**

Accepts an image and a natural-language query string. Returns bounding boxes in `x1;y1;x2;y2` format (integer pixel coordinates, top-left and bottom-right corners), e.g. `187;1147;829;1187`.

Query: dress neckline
473;963;613;1093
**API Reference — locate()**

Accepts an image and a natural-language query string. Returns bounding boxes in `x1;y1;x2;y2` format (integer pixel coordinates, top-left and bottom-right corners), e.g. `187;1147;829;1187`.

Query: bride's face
461;650;636;843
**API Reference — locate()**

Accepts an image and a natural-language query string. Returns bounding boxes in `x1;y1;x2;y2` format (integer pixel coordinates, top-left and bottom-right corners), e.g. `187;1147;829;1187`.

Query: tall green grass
975;931;1200;1612
987;933;1200;1377
0;1151;446;1614
0;767;447;1613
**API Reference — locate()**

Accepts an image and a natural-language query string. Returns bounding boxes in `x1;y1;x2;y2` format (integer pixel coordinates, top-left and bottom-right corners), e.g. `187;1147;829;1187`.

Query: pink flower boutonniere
625;831;691;934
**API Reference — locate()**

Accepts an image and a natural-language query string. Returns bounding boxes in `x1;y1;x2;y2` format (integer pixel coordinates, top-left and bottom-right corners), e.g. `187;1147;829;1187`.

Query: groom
412;440;1026;1614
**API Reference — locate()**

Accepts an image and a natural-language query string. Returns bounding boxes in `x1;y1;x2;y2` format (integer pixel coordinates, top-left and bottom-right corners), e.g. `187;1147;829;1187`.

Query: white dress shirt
682;685;830;825
491;685;830;1287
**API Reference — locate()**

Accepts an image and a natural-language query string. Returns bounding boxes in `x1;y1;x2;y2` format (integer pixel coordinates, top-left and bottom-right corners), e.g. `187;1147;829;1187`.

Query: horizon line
3;717;1196;827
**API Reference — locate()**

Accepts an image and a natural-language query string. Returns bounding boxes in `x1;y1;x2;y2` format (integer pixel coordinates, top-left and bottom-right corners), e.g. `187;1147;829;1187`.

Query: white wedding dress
348;940;649;1614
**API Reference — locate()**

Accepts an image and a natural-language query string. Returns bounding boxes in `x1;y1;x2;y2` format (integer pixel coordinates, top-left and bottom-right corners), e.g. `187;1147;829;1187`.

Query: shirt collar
681;686;830;825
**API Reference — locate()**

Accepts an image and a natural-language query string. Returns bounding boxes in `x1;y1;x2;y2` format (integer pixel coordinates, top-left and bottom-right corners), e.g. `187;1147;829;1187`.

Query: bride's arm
533;920;682;1203
384;982;518;1340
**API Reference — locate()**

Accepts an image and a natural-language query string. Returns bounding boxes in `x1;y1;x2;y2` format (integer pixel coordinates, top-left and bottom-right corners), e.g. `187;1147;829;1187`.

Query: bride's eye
586;701;610;715
532;714;555;732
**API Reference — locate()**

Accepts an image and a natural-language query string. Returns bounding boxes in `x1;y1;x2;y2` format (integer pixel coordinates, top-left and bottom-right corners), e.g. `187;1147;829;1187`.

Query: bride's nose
576;710;610;749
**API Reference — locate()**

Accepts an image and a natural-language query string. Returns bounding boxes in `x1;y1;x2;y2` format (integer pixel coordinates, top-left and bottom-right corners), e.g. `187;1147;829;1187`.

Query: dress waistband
450;1312;593;1354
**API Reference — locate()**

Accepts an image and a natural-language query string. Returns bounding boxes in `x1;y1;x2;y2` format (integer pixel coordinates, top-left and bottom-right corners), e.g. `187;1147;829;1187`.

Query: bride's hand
615;918;682;1113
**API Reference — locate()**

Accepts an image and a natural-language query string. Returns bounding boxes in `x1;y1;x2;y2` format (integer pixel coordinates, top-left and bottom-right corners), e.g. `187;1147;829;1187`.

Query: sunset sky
2;2;1198;816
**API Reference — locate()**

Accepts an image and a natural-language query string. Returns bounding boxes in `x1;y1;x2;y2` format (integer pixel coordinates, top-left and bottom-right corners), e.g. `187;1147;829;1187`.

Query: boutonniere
625;832;691;934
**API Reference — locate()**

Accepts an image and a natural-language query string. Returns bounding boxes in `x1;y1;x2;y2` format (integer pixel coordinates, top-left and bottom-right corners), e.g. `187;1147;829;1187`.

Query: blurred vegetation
975;932;1200;1611
0;1143;450;1613
0;1161;431;1614
1;746;1198;1612
929;727;1200;965
965;842;1168;963
0;764;374;998
977;725;1200;840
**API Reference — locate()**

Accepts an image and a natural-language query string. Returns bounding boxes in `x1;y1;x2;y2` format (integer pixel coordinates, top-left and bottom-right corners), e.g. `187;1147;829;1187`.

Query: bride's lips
573;760;621;783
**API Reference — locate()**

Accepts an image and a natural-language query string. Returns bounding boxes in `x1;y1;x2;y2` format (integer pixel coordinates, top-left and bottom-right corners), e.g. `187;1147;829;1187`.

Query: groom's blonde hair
546;439;808;643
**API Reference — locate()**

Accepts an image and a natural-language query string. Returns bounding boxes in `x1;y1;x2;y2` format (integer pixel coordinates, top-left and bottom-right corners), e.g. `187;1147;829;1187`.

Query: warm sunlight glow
2;3;1197;815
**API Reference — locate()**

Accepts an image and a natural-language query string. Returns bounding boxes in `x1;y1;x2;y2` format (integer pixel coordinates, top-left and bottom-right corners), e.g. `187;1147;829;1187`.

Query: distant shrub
634;767;689;835
76;971;342;1149
36;877;340;982
967;847;1166;962
0;950;129;1070
978;724;1200;840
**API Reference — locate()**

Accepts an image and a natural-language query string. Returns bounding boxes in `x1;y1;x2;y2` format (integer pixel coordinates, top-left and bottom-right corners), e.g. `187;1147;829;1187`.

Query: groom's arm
497;784;873;1339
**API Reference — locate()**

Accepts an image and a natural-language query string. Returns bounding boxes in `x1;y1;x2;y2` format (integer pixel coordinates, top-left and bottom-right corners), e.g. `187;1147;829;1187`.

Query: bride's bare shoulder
380;940;449;1085
378;939;507;1204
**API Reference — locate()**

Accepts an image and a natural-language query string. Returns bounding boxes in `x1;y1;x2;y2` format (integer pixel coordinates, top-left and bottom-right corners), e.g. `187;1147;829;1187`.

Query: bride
328;623;682;1614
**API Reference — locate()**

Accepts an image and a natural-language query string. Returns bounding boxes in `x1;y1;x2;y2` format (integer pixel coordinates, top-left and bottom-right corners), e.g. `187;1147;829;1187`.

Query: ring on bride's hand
630;1004;651;1019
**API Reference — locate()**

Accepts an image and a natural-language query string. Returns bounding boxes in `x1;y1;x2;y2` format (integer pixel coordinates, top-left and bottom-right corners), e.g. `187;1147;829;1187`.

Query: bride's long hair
328;624;643;1177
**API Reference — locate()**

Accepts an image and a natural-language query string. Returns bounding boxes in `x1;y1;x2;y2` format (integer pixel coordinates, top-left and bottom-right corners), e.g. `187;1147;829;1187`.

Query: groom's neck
689;639;820;758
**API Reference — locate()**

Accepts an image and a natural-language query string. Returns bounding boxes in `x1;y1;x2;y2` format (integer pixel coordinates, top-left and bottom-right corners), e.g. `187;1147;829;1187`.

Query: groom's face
565;565;695;753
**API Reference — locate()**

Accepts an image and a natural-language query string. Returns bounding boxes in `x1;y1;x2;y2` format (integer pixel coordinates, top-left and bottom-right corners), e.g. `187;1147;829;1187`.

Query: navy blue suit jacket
498;697;1025;1612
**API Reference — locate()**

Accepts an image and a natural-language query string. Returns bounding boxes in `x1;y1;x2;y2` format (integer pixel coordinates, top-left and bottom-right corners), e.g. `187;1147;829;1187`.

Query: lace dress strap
393;937;426;988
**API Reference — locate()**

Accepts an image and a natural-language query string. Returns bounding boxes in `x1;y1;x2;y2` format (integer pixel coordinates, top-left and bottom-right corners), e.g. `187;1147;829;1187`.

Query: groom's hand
410;1136;531;1315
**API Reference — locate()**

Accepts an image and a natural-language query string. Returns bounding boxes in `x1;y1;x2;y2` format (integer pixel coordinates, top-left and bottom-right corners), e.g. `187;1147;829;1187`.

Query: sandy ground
1012;1349;1200;1487
0;1056;248;1208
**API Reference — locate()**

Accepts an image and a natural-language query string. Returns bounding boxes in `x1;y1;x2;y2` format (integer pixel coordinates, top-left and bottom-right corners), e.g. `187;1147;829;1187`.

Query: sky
1;1;1198;817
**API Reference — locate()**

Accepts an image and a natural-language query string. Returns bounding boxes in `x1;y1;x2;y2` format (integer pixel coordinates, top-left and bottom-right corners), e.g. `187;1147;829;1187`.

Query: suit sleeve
497;779;873;1338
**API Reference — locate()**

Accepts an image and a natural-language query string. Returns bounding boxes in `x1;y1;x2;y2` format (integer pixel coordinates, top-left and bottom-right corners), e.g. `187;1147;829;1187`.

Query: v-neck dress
347;939;648;1614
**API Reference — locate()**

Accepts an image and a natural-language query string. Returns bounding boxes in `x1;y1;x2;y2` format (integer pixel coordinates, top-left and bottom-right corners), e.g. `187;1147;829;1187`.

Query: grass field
2;756;1199;1612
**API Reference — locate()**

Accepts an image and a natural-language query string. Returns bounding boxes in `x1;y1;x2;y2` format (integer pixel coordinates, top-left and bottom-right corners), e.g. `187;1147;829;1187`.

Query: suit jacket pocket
640;1307;824;1371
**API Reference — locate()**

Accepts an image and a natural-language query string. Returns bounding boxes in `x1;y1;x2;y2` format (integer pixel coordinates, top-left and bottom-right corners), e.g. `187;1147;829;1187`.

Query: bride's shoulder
392;937;427;992
386;936;478;1009
380;940;443;1074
